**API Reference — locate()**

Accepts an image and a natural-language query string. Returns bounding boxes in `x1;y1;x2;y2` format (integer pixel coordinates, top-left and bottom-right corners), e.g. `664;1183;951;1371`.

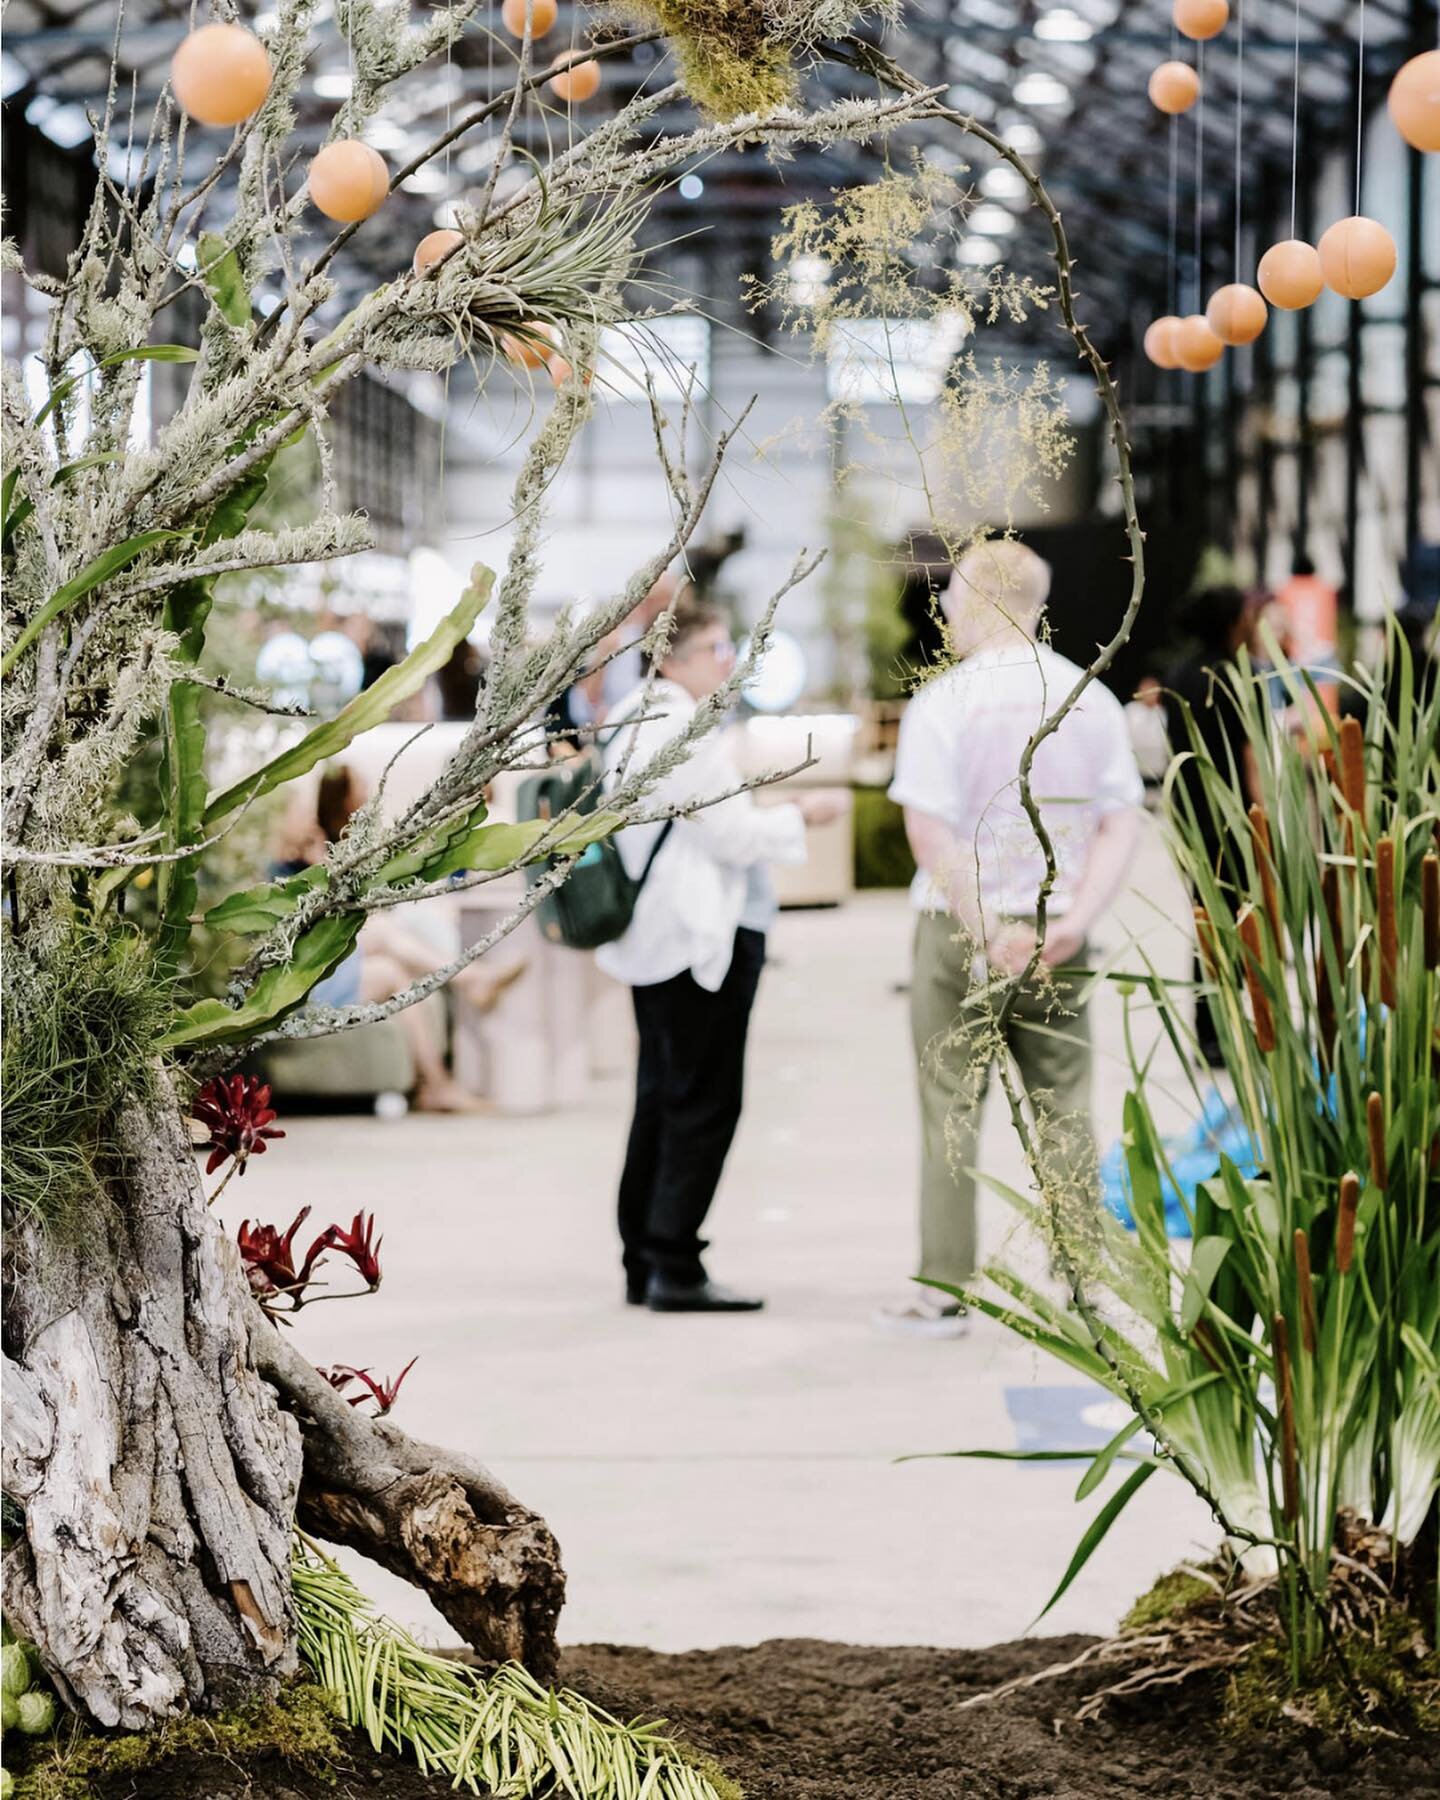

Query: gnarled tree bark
1;1074;563;1725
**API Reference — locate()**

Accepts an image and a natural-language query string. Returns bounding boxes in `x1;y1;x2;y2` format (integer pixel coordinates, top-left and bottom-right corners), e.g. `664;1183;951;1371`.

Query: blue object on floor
1100;1086;1260;1239
1005;1385;1132;1460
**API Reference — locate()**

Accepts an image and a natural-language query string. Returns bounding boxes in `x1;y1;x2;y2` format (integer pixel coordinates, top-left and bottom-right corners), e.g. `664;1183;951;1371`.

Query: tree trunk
2;1086;302;1728
2;1078;564;1727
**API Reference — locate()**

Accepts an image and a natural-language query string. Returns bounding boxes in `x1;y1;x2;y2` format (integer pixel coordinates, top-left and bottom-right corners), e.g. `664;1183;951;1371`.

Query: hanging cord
1289;0;1301;237
1168;111;1180;316
1233;0;1245;279
1194;38;1205;309
1354;0;1366;213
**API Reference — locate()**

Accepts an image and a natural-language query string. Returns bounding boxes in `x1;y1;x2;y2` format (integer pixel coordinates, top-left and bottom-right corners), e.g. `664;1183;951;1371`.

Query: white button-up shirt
596;679;807;991
888;642;1142;918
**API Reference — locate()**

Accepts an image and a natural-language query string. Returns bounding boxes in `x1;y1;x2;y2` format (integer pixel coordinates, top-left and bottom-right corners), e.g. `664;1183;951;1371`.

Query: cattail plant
943;633;1440;1682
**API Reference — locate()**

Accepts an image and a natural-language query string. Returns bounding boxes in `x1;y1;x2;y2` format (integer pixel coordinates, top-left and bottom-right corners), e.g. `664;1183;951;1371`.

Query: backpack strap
635;818;675;889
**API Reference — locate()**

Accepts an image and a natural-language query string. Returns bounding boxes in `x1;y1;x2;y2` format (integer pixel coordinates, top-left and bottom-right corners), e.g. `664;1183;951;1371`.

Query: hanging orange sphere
501;0;558;36
1388;51;1440;153
1148;61;1200;114
413;229;464;275
1206;283;1268;345
548;56;601;103
1317;215;1397;299
501;324;558;370
1173;0;1229;40
171;23;272;127
308;140;389;223
1257;238;1323;309
1143;316;1184;368
1175;313;1225;371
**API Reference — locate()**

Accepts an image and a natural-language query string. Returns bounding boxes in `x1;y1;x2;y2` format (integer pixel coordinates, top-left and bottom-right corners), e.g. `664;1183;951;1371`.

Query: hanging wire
1233;0;1245;279
1354;0;1366;213
1289;0;1302;237
1195;38;1206;308
1168;111;1180;316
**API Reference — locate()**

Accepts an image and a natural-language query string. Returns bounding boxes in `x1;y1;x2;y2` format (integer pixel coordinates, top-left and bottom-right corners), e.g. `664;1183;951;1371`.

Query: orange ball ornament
308;140;389;224
548;56;601;103
501;0;558;36
1206;283;1267;345
501;324;558;370
1175;313;1224;372
1388;51;1440;153
1257;238;1323;309
1173;0;1229;40
413;229;464;275
171;23;272;128
1148;61;1200;114
1143;316;1184;368
1317;215;1397;300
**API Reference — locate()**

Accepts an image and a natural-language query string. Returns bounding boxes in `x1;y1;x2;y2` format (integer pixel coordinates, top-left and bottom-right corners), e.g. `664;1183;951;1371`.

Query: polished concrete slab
225;823;1218;1651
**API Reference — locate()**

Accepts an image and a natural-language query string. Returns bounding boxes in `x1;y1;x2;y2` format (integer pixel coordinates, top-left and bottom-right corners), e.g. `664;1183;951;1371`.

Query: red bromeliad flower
236;1206;319;1300
307;1212;383;1290
194;1074;285;1176
318;1358;417;1415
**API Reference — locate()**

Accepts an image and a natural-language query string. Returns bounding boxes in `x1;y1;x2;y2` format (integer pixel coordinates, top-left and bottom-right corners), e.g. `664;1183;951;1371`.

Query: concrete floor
226;823;1219;1652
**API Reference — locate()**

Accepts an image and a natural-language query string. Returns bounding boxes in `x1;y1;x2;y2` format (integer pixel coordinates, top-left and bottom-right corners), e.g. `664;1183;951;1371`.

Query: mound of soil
41;1637;1440;1799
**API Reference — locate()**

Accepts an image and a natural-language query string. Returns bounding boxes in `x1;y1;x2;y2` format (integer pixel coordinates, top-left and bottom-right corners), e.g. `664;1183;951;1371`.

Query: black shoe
625;1280;648;1307
645;1275;765;1313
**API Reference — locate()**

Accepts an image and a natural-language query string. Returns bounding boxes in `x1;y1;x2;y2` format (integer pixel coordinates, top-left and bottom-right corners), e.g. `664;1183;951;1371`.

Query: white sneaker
872;1292;970;1338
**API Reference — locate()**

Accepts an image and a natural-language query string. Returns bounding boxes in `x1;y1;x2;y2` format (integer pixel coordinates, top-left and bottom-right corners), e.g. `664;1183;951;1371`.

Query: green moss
1121;1568;1217;1633
626;1;795;116
12;1683;346;1800
0;932;170;1235
679;1745;745;1800
1223;1613;1440;1741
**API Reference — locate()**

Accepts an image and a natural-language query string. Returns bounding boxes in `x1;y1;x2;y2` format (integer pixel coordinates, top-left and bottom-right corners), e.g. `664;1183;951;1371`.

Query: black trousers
617;927;766;1289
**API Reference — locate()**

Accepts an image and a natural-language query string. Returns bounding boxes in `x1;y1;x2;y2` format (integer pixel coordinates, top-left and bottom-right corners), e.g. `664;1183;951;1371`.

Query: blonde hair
947;540;1052;628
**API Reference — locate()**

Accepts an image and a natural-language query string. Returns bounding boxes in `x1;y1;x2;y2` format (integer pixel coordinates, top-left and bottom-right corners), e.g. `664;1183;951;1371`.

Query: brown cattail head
1335;1171;1361;1273
1272;1312;1300;1524
1424;853;1439;972
1338;716;1366;822
1248;804;1283;950
1238;905;1277;1053
1367;1091;1388;1189
1293;1228;1318;1357
1375;838;1399;1010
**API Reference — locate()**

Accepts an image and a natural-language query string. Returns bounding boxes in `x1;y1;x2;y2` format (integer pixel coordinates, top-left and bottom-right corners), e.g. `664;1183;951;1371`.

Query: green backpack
517;752;674;951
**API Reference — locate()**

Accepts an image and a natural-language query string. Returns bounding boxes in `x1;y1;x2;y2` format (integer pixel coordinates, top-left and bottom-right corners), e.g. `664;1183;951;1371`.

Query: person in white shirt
599;602;838;1313
878;541;1143;1335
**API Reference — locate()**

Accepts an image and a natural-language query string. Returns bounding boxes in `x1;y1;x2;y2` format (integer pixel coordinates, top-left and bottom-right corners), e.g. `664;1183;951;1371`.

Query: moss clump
11;1682;346;1800
1224;1613;1440;1742
1121;1567;1218;1633
1;932;169;1235
621;1;795;116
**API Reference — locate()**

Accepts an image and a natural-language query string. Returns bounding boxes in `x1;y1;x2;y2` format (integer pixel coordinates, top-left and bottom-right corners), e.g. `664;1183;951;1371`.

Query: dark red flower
194;1074;285;1176
318;1358;417;1415
306;1212;382;1290
237;1207;315;1300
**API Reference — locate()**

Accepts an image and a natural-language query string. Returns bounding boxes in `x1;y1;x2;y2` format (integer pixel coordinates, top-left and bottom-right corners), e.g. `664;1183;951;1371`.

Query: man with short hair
878;540;1143;1335
599;602;838;1313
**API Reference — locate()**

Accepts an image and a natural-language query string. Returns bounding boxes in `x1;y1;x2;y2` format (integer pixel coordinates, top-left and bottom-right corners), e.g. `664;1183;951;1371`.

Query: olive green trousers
909;911;1096;1290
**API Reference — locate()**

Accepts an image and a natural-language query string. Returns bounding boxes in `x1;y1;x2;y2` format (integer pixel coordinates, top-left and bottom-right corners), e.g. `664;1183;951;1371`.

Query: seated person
273;765;521;1112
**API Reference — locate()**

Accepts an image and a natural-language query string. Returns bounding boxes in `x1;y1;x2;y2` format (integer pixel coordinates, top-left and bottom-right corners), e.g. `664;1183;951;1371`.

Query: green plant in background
292;1541;729;1799
941;638;1439;1690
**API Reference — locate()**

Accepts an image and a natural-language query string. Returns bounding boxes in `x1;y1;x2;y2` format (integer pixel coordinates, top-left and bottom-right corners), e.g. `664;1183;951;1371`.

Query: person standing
879;541;1143;1335
598;601;838;1313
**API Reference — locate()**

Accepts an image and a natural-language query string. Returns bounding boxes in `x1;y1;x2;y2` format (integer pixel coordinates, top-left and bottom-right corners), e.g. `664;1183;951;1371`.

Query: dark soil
31;1637;1440;1799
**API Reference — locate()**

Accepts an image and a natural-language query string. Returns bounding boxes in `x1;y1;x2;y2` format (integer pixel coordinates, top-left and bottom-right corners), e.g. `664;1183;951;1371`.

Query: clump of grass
1224;1613;1440;1740
619;1;795;116
10;1682;345;1800
1;932;170;1235
1121;1567;1218;1634
293;1538;734;1798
